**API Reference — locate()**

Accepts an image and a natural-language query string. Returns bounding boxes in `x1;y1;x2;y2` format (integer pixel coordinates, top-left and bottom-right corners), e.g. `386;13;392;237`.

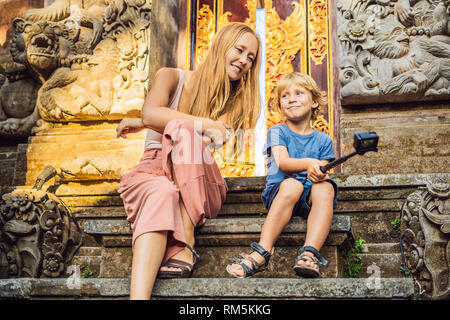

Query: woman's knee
278;178;304;203
156;178;180;200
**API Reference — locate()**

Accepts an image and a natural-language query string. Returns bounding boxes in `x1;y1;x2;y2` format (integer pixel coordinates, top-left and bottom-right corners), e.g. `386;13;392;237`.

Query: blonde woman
116;22;261;300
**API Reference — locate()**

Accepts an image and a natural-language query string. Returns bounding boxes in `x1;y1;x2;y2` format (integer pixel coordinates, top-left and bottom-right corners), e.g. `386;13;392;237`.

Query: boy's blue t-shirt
265;123;335;189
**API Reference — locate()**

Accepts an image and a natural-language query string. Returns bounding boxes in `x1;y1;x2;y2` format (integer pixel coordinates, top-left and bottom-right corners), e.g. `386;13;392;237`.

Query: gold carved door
184;0;337;177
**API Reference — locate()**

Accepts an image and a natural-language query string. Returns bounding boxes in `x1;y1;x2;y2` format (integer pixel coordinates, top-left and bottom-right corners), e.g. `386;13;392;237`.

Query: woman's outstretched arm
116;68;228;144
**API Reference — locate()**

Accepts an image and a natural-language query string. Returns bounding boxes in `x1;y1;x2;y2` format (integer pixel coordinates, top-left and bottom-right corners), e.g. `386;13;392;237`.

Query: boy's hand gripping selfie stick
320;132;379;173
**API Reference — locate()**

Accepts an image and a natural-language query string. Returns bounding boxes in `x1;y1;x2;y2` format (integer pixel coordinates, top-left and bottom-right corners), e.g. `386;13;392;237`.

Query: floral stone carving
8;0;151;123
337;0;450;104
0;166;82;278
400;176;450;299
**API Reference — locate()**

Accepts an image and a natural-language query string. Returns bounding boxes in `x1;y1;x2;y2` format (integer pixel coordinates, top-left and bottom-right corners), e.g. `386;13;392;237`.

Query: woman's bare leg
159;168;196;272
130;231;168;300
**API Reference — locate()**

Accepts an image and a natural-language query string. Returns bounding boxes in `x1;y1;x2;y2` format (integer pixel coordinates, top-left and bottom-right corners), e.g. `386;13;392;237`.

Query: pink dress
118;70;227;263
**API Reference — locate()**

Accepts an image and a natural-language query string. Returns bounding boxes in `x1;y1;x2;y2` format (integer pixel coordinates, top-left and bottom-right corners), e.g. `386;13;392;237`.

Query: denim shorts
261;178;338;219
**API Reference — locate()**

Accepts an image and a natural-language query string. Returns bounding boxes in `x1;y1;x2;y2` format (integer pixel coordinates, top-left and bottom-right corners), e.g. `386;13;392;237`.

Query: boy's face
279;83;318;122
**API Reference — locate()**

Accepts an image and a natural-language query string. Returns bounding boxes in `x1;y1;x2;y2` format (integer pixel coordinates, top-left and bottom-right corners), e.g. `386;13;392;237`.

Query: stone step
73;208;401;246
363;243;401;254
22;172;446;198
83;216;351;238
79;216;352;278
96;245;345;279
0;277;415;300
360;253;404;279
66;199;404;218
70;247;103;276
343;211;401;243
52;187;420;204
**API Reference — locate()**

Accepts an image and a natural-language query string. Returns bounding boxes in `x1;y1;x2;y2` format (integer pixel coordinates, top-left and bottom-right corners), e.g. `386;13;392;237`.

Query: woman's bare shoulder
151;67;183;94
154;67;180;80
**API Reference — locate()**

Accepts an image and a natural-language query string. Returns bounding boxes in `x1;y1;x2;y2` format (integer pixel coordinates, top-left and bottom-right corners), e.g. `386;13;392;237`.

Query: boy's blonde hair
271;72;327;122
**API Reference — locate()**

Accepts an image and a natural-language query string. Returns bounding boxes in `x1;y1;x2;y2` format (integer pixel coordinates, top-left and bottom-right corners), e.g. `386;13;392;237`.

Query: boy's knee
279;179;303;203
312;181;335;199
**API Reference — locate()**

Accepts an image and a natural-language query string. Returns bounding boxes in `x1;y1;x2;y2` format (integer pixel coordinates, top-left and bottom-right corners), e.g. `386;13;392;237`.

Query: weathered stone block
0;277;415;299
99;248;132;279
340;106;449;174
360;254;403;279
340;212;401;243
194;246;339;278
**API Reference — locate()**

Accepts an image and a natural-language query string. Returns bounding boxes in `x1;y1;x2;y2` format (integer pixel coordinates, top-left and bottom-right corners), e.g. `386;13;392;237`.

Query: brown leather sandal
157;245;199;279
293;246;328;278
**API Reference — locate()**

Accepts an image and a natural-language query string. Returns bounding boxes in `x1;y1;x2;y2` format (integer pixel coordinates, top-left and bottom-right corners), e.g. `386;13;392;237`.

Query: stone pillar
400;177;450;300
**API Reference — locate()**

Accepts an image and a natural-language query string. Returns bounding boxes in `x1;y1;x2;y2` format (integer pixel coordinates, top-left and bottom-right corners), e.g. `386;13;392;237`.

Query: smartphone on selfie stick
320;132;379;173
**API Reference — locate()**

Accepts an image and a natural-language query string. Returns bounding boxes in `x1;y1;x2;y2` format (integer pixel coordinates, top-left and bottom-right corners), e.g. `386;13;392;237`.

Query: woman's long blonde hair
187;22;261;134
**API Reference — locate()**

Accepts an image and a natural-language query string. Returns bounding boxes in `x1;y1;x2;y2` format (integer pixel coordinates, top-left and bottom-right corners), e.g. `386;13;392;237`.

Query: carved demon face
12;18;70;80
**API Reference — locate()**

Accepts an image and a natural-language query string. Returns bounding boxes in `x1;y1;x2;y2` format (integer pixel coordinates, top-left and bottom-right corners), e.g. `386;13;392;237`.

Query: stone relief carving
338;0;450;104
1;0;151;133
0;166;82;278
0;63;41;140
400;176;450;300
57;144;144;181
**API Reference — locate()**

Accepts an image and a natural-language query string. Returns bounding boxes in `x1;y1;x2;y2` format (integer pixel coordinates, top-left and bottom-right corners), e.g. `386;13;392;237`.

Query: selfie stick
320;131;379;173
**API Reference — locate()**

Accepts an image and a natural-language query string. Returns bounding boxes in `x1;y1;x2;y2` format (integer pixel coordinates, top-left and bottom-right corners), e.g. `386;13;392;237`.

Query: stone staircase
1;172;438;300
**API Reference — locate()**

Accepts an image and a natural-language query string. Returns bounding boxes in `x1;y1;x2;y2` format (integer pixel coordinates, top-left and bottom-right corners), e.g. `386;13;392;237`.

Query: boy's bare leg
229;178;303;277
297;181;335;269
130;231;167;300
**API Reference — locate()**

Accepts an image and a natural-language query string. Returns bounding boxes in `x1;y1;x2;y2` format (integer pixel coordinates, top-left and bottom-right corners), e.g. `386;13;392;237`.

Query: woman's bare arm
141;68;221;135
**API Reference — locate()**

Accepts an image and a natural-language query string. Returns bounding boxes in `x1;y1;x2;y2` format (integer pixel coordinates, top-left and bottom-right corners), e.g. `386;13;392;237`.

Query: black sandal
293;246;328;278
226;242;273;278
157;244;199;279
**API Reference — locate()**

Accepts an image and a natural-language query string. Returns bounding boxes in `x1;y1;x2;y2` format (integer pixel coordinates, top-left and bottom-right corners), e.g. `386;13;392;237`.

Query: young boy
226;72;338;278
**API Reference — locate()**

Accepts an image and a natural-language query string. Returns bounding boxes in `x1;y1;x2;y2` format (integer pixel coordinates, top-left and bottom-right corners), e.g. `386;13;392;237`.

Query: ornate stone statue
0;166;82;278
0;0;151;142
22;0;106;50
0;63;41;140
338;0;450;104
400;176;450;300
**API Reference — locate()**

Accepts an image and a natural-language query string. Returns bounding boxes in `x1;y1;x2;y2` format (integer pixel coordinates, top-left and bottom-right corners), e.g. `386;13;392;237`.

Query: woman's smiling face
225;32;258;81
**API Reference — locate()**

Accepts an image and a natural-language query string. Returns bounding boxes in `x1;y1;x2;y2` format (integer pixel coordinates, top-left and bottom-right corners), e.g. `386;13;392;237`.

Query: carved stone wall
0;0;180;184
400;177;449;299
0;0;44;141
0;186;82;279
337;1;450;174
337;0;450;105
